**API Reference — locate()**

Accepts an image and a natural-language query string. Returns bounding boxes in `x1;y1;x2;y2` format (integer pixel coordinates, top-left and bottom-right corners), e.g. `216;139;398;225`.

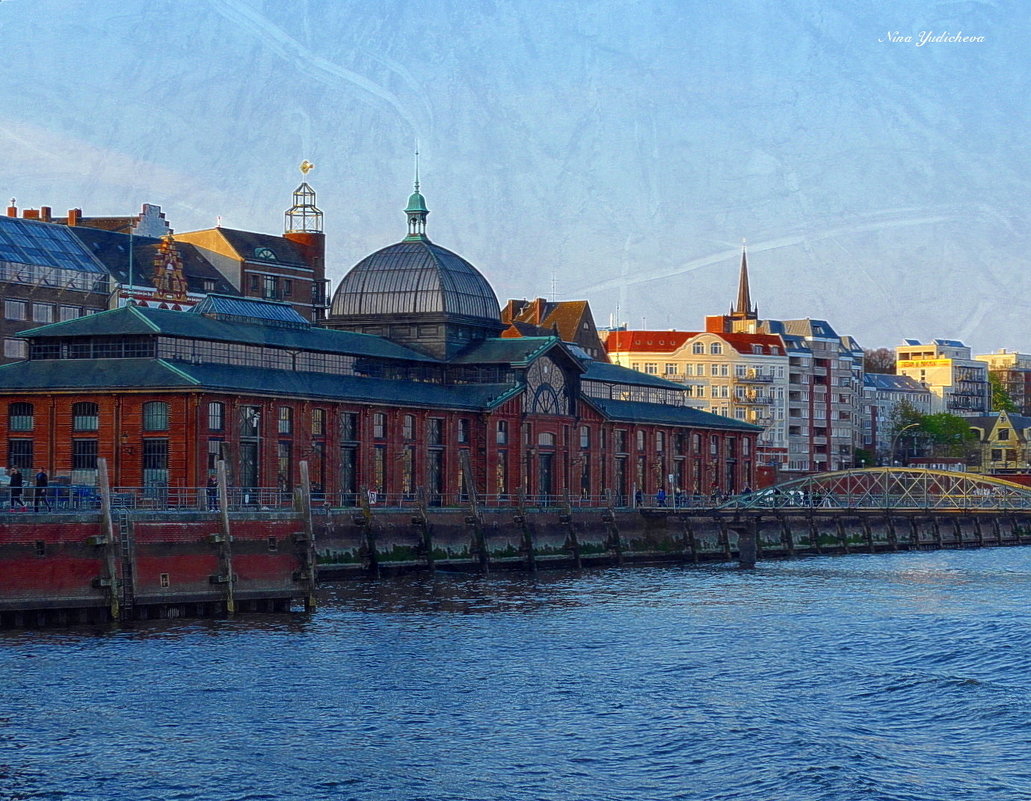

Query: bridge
717;468;1031;512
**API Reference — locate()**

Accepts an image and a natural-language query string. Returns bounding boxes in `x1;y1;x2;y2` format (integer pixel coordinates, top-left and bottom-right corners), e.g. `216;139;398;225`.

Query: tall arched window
709;342;723;355
8;402;33;432
72;402;99;431
143;401;169;431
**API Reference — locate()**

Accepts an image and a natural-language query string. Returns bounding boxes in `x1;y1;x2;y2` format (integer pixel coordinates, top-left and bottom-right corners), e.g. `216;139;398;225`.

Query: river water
3;548;1031;801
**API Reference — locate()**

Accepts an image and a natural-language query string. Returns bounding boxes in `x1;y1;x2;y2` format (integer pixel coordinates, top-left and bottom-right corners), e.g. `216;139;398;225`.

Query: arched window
72;402;99;431
8;402;33;432
496;420;509;445
537;432;555;447
142;401;169;432
402;414;415;440
709;342;723;355
692;342;704;355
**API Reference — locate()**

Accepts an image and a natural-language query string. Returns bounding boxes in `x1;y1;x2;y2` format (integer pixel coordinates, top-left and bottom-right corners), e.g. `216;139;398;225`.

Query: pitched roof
604;329;784;356
0;357;520;409
449;336;578;368
864;373;928;392
502;298;594;342
583;397;761;431
200;227;309;267
67;227;238;295
17;305;436;362
581;360;685;389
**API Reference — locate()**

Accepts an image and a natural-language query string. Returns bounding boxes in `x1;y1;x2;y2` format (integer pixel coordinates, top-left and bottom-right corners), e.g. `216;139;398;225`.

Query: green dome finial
405;145;429;239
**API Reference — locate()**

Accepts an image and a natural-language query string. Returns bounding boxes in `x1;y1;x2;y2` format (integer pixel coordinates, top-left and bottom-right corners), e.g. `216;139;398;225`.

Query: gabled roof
502;298;594;342
17;305;437;362
583;397;760;431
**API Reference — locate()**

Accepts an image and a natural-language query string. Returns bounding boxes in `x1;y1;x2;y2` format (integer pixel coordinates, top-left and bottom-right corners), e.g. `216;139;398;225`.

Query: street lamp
891;423;921;466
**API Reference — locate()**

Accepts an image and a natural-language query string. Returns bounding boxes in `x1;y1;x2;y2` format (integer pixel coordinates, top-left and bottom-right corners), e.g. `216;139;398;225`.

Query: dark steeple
730;240;756;320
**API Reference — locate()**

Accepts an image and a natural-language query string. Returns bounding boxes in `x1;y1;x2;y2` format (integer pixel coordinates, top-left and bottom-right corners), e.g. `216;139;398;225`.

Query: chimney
40;206;52;222
67;208;81;226
22;209;39;220
6;200;16;217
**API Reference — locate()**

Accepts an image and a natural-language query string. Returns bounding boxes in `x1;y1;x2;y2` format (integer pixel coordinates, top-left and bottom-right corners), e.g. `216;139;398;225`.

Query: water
3;549;1031;801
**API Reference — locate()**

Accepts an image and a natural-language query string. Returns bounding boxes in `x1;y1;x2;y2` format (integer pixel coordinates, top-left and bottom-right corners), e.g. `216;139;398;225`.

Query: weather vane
300;160;315;175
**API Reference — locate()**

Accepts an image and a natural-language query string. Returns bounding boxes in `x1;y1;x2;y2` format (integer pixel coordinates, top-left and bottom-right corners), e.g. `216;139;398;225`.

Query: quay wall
314;507;1031;577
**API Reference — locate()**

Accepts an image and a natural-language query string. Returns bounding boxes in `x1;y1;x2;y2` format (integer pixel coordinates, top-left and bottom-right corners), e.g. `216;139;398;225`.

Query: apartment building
895;339;989;417
975;349;1031;416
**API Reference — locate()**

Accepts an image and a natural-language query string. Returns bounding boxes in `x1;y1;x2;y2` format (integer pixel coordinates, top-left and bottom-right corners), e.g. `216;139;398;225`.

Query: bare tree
864;347;895;374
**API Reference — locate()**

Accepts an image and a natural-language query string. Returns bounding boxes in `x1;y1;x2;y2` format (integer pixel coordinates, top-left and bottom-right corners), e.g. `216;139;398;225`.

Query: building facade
896;339;990;417
861;372;934;463
976;349;1031;417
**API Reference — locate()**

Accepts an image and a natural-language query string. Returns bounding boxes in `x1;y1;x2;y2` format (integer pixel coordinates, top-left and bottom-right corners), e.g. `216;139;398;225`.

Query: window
277;406;293;435
59;305;81;322
8;402;33;431
142;439;169;485
311;408;325;436
208;402;225;431
636;430;645;451
241;406;261;437
72;439;98;470
496;420;508;445
341;412;358;441
7;439;32;469
458;419;470;444
710;342;723;355
72;402;99;431
656;432;664;452
263;275;278;300
33;304;53;323
202;279;216;292
692;342;704;355
254;247;277;260
538;432;555;446
580;426;590;449
4;300;27;320
373;413;386;439
3;339;27;359
999;429;1010;441
665;363;677;376
282;280;292;298
143;401;169;432
428;418;443;446
710;436;719;456
207;438;225;472
615;430;628;452
644;363;658;375
402;414;415;440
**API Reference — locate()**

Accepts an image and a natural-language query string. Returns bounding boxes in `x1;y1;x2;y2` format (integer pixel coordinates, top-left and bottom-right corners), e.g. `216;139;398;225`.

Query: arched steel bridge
718;468;1031;512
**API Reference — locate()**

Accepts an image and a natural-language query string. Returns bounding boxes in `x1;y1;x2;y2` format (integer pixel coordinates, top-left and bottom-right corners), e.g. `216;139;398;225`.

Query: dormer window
254;247;277;260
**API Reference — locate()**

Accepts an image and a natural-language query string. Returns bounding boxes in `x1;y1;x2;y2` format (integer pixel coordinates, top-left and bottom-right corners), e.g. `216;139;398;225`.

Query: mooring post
732;520;757;569
296;460;318;612
516;490;538;573
357;485;379;578
96;458;121;622
215;459;236;615
414;488;435;574
460;451;489;575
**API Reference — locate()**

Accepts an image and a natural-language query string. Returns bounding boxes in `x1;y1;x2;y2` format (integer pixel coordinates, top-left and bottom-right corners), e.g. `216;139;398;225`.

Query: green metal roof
0;357;521;409
584;397;761;431
449;336;588;371
581;360;686;390
18;305;437;363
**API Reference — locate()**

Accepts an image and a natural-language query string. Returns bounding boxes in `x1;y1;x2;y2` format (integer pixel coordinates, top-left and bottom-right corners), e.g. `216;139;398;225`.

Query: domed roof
330;238;501;322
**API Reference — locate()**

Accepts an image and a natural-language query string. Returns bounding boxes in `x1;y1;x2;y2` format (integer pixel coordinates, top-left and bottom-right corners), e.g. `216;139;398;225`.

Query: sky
1;0;1028;353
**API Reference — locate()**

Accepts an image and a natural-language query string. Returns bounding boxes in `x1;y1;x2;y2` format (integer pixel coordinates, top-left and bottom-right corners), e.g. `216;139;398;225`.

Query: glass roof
0;217;106;273
330;240;500;322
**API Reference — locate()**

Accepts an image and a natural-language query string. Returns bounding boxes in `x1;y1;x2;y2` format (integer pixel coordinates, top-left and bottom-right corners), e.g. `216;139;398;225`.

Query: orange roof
605;330;784;355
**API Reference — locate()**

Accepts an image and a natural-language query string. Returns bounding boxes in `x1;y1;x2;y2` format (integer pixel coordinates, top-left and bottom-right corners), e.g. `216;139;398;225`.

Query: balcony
736;372;774;383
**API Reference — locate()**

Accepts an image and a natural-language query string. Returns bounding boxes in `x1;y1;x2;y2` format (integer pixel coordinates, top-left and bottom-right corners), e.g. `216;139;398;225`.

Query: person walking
33;468;51;512
9;468;26;510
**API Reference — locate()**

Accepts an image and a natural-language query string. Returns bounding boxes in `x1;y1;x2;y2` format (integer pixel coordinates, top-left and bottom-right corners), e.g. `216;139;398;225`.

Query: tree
864;348;896;374
989;372;1018;414
920;412;977;457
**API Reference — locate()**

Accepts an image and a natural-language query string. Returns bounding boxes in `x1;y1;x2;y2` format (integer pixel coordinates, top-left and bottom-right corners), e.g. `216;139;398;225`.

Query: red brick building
0;185;758;504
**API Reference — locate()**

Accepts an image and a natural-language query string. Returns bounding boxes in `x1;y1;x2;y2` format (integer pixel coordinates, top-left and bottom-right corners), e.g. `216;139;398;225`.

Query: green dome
405;191;428;213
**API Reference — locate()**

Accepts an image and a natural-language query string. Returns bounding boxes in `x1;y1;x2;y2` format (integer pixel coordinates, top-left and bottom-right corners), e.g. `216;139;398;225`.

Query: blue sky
1;0;1027;352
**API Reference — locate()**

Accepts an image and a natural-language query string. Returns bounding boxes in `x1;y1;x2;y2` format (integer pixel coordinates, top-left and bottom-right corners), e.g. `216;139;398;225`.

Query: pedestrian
206;474;219;510
742;484;752;496
9;467;26;510
33;468;51;512
656;488;667;507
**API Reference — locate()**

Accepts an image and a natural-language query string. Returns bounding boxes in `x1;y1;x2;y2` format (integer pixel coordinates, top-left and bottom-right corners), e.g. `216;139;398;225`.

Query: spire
731;239;756;319
405;147;429;241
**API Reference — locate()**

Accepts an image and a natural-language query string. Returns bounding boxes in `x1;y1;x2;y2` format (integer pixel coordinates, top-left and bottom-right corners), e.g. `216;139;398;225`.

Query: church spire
731;239;756;319
404;147;429;241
